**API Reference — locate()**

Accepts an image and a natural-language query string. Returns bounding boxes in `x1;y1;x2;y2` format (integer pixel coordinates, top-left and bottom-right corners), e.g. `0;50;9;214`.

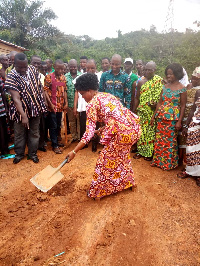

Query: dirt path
0;141;200;266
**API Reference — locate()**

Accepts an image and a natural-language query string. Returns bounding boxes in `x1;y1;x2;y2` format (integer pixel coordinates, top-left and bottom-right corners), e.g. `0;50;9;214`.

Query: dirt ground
0;137;200;266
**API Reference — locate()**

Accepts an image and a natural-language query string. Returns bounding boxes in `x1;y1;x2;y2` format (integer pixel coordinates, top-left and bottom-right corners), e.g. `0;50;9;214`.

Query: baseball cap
124;58;133;64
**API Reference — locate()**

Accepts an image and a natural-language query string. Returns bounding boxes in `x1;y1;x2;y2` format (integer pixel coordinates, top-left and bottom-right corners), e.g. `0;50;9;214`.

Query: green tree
0;0;60;48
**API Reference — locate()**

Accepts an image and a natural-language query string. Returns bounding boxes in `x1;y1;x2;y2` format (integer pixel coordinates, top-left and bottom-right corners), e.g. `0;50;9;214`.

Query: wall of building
0;43;23;55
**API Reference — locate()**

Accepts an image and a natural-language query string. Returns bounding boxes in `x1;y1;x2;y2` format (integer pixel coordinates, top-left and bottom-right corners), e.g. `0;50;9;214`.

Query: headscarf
192;66;200;78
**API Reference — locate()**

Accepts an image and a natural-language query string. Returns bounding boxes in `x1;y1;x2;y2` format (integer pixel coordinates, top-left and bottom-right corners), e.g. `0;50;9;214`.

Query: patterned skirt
137;109;156;158
186;122;200;176
151;119;178;170
88;128;140;199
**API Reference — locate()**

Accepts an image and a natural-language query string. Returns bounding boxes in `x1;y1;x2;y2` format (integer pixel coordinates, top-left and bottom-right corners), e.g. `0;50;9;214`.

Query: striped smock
4;65;47;123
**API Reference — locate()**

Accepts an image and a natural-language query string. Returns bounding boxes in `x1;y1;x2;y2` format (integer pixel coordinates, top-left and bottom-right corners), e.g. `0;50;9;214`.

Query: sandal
177;171;190;179
196;177;200;187
133;153;142;159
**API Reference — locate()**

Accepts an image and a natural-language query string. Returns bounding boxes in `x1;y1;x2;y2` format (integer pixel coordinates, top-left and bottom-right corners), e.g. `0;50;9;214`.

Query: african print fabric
178;86;200;148
186;97;200;176
44;73;67;112
5;66;47;123
81;92;141;198
99;69;132;109
137;75;162;157
151;86;186;170
65;71;82;108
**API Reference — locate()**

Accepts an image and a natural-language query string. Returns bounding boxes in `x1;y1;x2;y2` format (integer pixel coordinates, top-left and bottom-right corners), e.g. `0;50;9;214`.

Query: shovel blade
30;165;64;192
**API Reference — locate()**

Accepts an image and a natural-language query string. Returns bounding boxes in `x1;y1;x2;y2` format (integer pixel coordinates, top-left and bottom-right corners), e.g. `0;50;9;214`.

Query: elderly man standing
65;59;82;142
133;61;163;160
99;54;132;109
30;55;47;152
5;53;47;164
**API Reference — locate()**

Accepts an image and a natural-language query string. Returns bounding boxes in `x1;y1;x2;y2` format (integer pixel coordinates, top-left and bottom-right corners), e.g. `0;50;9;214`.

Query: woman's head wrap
192;66;200;78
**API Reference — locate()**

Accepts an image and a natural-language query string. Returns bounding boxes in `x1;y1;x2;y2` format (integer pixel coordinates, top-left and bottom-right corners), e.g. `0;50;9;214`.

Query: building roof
0;39;29;51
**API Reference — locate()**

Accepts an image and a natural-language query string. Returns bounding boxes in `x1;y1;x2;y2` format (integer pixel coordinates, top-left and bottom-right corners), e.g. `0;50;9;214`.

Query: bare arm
131;81;136;111
44;90;55;113
8;89;29;128
150;90;163;125
63;90;68;111
133;80;142;113
41;85;48;107
73;90;78;116
175;91;187;130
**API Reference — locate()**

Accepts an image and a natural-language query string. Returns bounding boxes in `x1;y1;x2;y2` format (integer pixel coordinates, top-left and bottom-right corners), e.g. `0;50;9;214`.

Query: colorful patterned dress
81;92;141;199
185;96;200;177
137;75;163;157
151;86;186;170
178;86;200;148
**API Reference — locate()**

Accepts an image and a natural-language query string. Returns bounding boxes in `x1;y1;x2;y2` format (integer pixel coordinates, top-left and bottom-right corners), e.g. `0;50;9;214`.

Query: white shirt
74;72;101;112
179;68;189;87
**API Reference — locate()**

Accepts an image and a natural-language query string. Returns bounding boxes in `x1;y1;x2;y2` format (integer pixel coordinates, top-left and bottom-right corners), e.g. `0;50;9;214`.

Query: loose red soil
0;140;200;265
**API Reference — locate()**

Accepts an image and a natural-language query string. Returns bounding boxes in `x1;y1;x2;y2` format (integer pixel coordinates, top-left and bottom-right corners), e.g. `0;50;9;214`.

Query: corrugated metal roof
0;39;29;51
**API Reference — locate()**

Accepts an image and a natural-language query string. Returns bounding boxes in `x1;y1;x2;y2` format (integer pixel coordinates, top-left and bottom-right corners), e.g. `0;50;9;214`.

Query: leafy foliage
0;0;200;78
0;0;60;48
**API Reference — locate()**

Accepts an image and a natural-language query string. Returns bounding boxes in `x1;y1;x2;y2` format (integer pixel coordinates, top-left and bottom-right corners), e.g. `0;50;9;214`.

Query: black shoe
32;156;39;163
38;147;47;152
13;158;22;164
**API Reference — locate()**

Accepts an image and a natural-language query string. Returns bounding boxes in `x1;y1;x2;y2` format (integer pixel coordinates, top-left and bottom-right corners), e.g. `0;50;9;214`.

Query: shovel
30;158;68;192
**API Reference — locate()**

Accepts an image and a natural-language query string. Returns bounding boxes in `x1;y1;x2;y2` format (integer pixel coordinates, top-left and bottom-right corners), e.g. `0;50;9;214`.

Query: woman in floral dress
151;63;187;170
66;73;141;199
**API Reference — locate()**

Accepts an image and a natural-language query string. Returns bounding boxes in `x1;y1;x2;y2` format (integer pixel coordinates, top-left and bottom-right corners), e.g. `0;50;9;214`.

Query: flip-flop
177;171;190;179
8;144;14;150
133;153;142;159
1;154;15;159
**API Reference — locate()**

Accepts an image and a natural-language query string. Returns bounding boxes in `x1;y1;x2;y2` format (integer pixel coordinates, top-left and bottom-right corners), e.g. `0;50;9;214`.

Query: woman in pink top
66;73;141;199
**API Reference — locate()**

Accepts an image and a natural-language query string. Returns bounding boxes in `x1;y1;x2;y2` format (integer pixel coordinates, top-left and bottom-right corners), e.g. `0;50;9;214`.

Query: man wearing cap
124;58;138;86
99;54;132;109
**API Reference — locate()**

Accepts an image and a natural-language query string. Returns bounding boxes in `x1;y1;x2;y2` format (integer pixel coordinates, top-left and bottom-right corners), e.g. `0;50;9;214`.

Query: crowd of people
0;51;199;199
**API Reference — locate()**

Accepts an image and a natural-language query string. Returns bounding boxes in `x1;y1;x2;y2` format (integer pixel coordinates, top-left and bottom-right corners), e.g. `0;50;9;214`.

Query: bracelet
183;124;188;129
72;150;76;155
